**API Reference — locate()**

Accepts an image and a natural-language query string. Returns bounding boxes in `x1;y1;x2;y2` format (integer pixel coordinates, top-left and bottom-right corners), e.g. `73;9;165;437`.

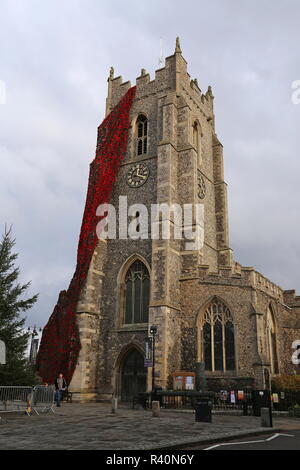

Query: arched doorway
121;348;147;401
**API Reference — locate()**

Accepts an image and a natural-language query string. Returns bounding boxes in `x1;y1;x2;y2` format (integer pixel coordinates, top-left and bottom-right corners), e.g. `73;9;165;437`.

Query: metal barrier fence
0;386;33;415
0;385;55;417
31;385;55;415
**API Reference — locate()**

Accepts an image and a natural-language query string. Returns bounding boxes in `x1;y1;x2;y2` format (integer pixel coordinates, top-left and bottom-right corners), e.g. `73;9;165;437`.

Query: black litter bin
195;397;212;423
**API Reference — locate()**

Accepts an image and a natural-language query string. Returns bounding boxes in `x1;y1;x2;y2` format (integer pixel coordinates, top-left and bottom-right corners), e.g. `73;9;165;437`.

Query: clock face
197;171;206;199
127;163;149;188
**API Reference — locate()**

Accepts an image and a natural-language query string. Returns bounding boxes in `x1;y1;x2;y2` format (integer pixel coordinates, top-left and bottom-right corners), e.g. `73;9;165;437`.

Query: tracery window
136;115;148;156
201;300;235;372
124;260;150;324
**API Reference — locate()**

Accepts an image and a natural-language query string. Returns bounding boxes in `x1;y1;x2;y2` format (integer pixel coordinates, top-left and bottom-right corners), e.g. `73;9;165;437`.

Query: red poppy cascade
36;86;137;384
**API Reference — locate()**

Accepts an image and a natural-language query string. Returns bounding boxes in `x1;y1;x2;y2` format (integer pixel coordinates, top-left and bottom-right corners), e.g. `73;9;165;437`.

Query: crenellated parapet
105;37;214;122
283;290;300;308
181;263;290;303
105;71;132;116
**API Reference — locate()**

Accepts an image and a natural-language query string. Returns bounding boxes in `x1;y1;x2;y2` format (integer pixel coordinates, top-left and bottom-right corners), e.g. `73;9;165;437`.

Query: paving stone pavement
0;403;298;450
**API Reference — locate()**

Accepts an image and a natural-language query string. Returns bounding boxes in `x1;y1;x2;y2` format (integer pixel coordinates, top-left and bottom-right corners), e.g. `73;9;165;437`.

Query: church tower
62;37;300;402
37;37;300;401
69;38;234;400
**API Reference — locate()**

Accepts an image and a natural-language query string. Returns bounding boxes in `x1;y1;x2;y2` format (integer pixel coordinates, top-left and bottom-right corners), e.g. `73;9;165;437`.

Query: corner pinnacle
175;37;182;54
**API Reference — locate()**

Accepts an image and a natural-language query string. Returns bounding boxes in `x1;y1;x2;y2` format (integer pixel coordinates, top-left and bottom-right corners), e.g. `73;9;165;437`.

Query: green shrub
272;375;300;392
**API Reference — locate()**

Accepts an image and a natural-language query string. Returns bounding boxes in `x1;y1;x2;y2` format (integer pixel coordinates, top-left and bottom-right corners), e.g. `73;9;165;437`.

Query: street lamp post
28;326;39;364
150;325;157;392
0;339;6;365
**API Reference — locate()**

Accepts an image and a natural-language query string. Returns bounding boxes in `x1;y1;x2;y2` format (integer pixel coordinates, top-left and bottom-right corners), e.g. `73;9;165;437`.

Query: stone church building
69;38;300;401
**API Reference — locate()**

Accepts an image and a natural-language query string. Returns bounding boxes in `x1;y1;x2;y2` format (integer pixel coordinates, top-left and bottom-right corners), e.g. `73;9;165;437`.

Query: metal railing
0;385;55;417
0;386;33;415
133;390;215;410
271;390;300;411
133;389;284;416
155;389;269;415
156;390;214;409
213;390;253;413
31;385;55;415
138;389;300;415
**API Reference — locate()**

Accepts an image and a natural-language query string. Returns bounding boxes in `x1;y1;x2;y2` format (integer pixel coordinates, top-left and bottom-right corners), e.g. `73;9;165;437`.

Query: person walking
54;373;67;407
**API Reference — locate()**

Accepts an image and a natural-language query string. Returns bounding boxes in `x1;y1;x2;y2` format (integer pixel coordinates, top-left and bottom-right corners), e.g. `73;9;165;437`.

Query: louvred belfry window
124;261;150;324
201;300;236;372
136;115;148;156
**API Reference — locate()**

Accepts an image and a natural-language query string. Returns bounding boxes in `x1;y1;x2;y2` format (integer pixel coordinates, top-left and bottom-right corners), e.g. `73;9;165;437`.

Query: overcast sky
0;0;300;328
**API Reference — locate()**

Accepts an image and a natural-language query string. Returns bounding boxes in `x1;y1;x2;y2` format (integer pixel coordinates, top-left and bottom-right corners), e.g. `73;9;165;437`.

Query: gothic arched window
136;114;148;156
201;300;236;372
267;307;279;374
124;260;150;324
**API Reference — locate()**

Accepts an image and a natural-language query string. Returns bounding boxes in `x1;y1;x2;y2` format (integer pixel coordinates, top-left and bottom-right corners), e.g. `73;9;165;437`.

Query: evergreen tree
0;227;39;385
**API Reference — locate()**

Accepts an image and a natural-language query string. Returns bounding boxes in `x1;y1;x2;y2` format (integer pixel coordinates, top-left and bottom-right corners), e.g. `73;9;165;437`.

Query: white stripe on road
265;433;294;441
204;433;295;450
205;439;266;450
